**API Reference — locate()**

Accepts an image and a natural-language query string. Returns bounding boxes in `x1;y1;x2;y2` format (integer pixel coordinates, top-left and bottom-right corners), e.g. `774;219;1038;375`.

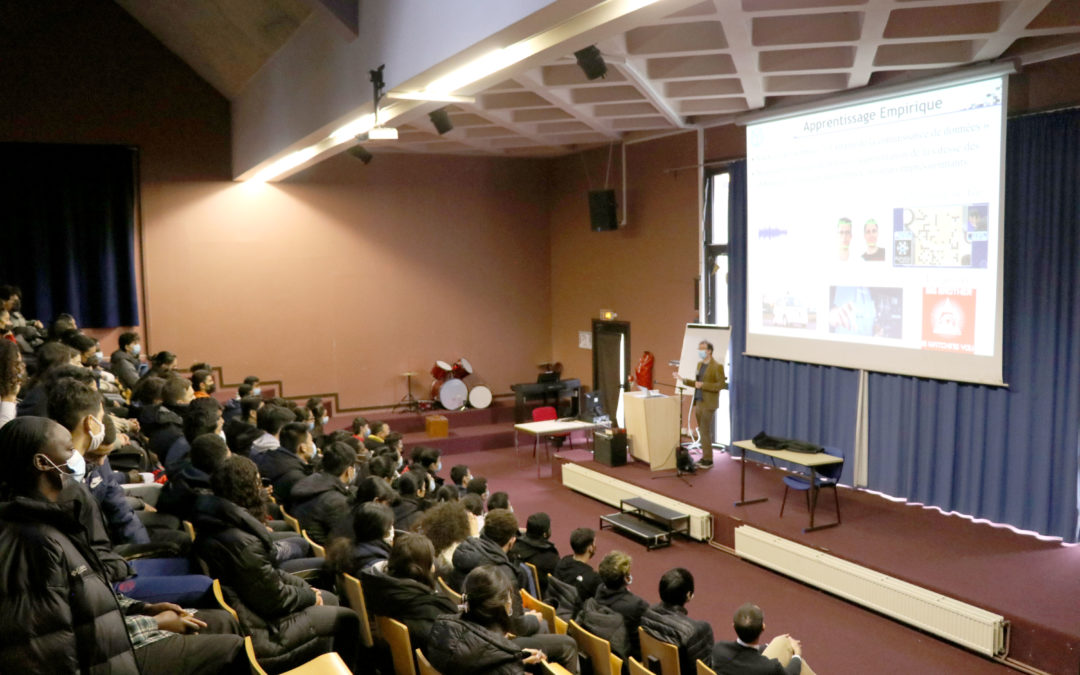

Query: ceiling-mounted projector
368;126;398;140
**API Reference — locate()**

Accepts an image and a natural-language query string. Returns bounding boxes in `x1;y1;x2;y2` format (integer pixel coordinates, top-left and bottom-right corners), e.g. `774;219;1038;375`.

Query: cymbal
401;372;417;376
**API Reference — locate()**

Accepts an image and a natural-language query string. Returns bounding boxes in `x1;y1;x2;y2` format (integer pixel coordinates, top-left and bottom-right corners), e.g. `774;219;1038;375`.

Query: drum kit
429;357;492;410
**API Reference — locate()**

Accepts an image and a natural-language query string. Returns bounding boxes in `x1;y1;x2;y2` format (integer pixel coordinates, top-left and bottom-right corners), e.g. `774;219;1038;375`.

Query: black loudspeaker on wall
588;189;618;231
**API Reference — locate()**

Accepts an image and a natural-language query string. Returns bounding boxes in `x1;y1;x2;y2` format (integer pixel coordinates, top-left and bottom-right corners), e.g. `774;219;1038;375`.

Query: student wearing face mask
327;501;397;576
254;422;316;509
673;340;727;468
288;442;357;545
110;331;144;391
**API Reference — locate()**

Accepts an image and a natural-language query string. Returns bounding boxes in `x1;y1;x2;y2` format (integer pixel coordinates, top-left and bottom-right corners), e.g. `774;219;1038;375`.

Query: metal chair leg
833;485;841;524
780;485;789;517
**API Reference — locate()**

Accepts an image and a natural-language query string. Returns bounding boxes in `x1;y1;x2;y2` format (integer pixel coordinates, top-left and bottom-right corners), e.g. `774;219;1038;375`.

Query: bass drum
431;377;468;410
467;384;492;409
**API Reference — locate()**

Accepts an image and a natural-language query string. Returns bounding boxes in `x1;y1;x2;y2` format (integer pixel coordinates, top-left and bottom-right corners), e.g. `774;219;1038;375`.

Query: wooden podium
621;391;680;471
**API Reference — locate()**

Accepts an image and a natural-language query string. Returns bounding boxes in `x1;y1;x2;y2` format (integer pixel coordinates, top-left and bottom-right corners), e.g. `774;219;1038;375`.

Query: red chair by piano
531;405;574;456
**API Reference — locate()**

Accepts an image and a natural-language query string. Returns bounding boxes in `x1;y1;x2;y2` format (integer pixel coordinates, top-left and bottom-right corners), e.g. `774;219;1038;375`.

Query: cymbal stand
394;372;421;414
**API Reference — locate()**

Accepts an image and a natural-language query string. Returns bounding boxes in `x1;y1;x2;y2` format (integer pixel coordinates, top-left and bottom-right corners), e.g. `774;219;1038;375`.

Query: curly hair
0;339;23;398
210;455;268;522
416;501;471;555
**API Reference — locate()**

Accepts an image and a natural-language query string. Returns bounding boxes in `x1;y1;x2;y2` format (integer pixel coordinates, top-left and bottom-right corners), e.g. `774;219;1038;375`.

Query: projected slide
746;76;1005;384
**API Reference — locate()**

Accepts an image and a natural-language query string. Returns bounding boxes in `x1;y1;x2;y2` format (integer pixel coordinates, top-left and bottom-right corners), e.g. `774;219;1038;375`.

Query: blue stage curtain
866;109;1080;541
0;143;139;327
727;161;861;484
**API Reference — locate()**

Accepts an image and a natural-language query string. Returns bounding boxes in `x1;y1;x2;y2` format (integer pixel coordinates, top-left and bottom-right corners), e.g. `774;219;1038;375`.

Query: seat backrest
415;648;442;675
819;446;845;481
212;578;239;623
303;529;326;558
281;508;301;534
523;561;542;599
376;615;417;675
520;588;566;634
182;520;196;542
638;627;681;675
532;405;558;422
245;636;268;675
696;658;718;675
339;573;374;648
542;663;575;675
437;576;462;604
628;656;651;675
567;619;623;675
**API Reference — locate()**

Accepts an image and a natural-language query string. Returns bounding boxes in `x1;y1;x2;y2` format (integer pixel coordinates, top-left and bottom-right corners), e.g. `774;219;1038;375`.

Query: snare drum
430;360;453;381
467;384;492;409
431;377;468;410
451;357;474;380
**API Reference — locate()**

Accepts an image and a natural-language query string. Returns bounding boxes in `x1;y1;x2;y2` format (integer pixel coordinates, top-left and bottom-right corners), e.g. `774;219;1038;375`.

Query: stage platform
556;448;1080;674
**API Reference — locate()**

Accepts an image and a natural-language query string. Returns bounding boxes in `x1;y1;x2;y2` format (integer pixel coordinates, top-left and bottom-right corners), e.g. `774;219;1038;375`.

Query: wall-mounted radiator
735;525;1008;657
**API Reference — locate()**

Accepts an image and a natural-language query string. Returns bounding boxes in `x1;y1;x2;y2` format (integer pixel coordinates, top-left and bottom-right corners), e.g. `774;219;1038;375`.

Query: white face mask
87;415;105;453
252;387;261;396
94;351;104;361
435;461;442;473
131;344;141;356
321;415;329;425
67;450;87;483
697;349;708;360
307;421;315;431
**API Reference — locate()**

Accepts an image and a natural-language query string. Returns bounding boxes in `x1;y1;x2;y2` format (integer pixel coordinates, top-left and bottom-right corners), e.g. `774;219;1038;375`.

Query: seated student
552;527;602;601
255;422;316;509
158;432;230;521
223;392;261;441
391;471;428;531
712;603;815;675
590;550;649;659
465;475;489;504
640;568;714;675
461;492;485;533
433;484;460;502
129;374;166;422
306;397;329;441
16;341;80;417
361;532;460;655
143;375;193;462
451;509;542;636
430;565;580;674
250;403;295;457
351;415;369;441
290;442;356;545
164;396;221;473
48;377;214;607
410;445;444;491
141;350;177;382
487;490;512;513
327;501;396;575
194;456;360;672
510;512;559;595
0;417;246;675
222;381;252;421
110;331;143;391
416;500;473;580
190;369;215;399
0;339;23;429
450;463;472;496
364;420;390;450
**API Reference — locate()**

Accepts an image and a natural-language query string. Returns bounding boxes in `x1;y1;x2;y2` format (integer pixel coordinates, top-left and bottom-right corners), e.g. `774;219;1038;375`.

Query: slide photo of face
836;217;854;262
829;286;903;338
860;218;887;262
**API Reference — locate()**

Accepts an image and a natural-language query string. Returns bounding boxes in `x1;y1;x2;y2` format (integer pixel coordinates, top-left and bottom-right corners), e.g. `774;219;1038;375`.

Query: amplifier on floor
594;428;627;467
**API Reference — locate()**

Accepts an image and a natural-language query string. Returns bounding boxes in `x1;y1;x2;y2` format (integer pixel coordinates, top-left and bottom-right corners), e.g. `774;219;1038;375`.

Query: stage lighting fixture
348;145;373;164
429;108;453;135
574;45;607;80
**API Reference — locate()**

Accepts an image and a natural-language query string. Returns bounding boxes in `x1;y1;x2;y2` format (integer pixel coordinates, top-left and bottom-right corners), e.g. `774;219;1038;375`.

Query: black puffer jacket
109;349;141;391
360;566;459;654
594;583;650;658
391;494;426;531
427;615;525;675
639;602;714;674
451;535;539;637
0;497;138;674
253;447;310;509
289;472;351;545
59;480;133;583
192;493;326;672
141;404;184;464
509;534;559;594
156;463;212;521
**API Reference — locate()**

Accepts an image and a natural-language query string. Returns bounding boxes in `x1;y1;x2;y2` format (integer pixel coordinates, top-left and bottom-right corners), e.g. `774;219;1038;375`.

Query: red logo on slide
921;289;975;352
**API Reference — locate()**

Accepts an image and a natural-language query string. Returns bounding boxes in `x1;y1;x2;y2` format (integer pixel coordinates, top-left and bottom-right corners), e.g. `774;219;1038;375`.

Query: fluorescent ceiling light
368;126;398;140
249;147;319;183
330;114;377;143
386;91;476;103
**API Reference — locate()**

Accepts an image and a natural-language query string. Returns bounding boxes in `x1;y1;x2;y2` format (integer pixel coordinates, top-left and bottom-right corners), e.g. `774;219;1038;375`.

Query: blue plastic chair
779;446;843;525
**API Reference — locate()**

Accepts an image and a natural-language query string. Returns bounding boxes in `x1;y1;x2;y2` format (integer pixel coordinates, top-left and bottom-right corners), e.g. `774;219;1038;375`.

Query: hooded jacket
0;497;139;674
360;565;459;654
140;404;184;465
253;446;310;509
427;614;525;675
509;533;559;594
451;535;539;636
289;472;351;545
640;601;714;674
156;462;212;521
595;583;650;659
392;494;426;532
109;349;141;391
192;493;325;672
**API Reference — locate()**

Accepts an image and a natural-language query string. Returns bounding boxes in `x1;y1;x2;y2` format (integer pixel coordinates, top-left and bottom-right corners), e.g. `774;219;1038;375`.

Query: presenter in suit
711;603;815;675
673;340;726;468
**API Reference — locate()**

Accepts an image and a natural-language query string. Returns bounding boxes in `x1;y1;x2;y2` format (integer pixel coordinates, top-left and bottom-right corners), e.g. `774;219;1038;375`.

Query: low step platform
600;497;691;550
600;512;673;550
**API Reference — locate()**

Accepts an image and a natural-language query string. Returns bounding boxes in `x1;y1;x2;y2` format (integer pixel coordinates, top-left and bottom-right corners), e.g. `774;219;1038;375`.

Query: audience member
251;404;295;456
465;476;489;503
711;603;815;675
351;415;369;440
306;397;329;440
487;490;512;513
510;512;559;595
450;463;472;495
327;501;395;575
191;369;215;399
461;493;485;532
360;532;460;655
194;455;360;672
0;338;23;428
0;417;246;674
552;527;601;601
640;568;714;674
109;331;143;391
290;442;356;545
144;350;177;380
254;421;315;508
416;500;473;579
433;483;460;502
392;470;428;531
364;420;389;450
158;432;231;521
592;550;649;658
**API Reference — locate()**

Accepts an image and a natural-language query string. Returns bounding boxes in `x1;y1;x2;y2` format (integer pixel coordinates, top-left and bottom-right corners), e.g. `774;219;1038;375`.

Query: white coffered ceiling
119;0;1080;159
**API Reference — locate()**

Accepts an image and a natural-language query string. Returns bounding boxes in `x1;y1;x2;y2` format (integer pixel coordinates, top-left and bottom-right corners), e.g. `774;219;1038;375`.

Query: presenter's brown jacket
681;359;726;410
